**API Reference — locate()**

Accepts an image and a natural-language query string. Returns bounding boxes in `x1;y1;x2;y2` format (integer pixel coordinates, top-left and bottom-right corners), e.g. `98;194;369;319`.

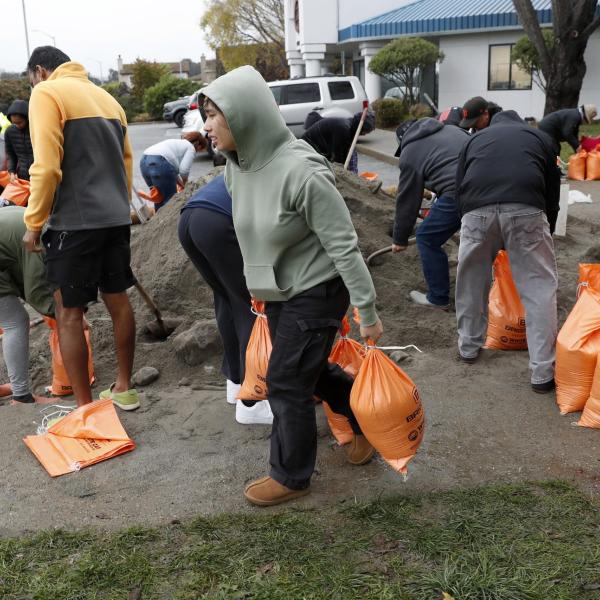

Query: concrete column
286;50;304;79
360;43;385;102
301;43;326;78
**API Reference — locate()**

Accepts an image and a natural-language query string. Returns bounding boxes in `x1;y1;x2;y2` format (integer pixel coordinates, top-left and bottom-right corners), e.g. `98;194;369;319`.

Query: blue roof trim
337;0;592;42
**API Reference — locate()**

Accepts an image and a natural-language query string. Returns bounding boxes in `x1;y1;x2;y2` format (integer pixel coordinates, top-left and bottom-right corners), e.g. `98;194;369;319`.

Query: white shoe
236;399;273;425
226;380;240;405
409;290;449;310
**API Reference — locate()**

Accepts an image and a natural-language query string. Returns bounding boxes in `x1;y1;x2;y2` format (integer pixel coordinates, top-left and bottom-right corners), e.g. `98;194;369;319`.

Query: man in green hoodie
202;66;383;507
0;206;54;404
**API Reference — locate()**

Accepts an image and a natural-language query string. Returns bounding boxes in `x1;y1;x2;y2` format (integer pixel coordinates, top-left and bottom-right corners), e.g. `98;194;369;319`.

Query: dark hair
27;46;70;73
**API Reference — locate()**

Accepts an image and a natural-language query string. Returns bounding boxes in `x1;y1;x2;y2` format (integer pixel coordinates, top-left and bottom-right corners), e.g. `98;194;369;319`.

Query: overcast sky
2;0;214;79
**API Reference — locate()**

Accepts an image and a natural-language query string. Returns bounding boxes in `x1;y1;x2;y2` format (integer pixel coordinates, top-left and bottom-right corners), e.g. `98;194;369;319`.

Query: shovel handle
366;236;416;266
134;281;165;327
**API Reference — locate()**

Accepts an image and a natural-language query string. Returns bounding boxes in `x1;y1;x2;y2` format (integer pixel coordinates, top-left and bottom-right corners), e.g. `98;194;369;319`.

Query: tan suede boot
345;434;375;465
244;476;310;507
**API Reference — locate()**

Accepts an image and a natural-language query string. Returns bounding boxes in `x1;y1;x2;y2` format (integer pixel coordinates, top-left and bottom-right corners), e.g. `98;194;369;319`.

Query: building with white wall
284;0;600;119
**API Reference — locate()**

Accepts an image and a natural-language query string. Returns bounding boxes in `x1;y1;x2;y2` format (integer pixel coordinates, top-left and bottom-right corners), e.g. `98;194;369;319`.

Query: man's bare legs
102;291;136;393
54;290;92;407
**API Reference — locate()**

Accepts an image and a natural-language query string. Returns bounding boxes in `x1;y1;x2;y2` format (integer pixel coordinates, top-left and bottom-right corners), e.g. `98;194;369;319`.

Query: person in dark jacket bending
392;118;469;309
537;104;597;155
455;110;561;393
4;99;34;181
301;111;375;173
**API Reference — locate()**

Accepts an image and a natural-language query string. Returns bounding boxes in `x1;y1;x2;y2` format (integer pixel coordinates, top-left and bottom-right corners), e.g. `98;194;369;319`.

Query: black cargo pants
265;277;362;490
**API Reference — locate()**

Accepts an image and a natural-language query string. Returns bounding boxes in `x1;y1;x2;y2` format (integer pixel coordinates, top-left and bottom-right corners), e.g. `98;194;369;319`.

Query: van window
328;81;354;100
270;86;283;105
284;83;320;105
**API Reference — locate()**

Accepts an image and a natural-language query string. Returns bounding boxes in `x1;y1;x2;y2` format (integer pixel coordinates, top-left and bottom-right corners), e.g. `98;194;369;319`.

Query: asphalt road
127;121;399;192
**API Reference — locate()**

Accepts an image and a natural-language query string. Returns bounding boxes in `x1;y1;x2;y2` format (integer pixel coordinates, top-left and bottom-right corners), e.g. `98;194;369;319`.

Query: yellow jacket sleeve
24;86;64;231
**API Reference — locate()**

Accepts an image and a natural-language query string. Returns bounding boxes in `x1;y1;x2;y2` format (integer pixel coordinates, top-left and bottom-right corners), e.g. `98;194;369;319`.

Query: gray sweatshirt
393;118;469;246
144;139;196;178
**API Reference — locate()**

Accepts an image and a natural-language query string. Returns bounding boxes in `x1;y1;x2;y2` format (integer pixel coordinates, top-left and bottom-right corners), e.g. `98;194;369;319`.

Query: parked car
267;75;368;137
383;86;420;101
163;95;191;128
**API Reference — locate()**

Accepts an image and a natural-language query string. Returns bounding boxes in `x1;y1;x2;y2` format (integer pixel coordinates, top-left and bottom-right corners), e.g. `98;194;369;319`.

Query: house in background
285;0;600;118
116;54;218;88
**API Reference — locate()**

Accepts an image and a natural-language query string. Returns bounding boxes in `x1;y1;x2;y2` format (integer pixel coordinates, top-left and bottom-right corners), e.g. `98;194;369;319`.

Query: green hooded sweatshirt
202;66;378;326
0;206;54;317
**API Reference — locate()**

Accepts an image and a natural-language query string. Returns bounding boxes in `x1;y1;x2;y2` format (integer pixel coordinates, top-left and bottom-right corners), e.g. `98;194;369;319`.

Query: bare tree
513;0;600;114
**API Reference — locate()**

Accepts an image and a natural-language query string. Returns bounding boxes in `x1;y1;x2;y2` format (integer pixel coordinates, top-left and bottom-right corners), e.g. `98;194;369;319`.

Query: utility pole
21;0;31;61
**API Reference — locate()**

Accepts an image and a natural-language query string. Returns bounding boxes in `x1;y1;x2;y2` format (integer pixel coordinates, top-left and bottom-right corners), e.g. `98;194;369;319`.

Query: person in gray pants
454;110;561;393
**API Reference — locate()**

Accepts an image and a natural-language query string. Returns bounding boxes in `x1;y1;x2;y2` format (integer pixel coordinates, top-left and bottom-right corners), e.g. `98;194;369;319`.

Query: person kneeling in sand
0;206;55;405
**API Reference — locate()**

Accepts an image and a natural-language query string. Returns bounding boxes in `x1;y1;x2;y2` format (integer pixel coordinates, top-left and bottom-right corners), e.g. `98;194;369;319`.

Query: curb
356;144;399;166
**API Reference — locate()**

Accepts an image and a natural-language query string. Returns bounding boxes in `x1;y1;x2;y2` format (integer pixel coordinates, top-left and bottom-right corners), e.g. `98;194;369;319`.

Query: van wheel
174;110;185;128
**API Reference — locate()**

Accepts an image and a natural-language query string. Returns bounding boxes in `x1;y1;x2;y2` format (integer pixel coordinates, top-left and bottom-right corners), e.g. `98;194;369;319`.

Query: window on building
270;85;282;105
283;83;321;105
328;81;354;100
488;44;532;90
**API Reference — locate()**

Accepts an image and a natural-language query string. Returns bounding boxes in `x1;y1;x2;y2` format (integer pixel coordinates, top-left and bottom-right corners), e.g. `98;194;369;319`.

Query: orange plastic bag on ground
578;263;600;295
578;359;600;429
567;151;587;181
325;316;365;445
586;149;600;181
0;178;30;206
350;347;424;475
0;170;10;188
484;251;527;350
137;187;163;204
23;398;135;477
555;287;600;414
239;300;272;401
45;317;95;396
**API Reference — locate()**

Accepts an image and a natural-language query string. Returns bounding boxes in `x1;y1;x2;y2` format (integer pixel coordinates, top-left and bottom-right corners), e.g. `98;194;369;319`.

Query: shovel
366;237;416;266
133;280;175;339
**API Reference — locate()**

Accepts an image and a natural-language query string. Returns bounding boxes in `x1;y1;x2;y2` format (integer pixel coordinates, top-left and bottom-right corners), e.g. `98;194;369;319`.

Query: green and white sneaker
99;383;140;411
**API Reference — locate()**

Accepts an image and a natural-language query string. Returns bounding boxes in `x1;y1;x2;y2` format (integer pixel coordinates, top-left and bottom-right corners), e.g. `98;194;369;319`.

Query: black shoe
457;352;479;364
532;379;555;394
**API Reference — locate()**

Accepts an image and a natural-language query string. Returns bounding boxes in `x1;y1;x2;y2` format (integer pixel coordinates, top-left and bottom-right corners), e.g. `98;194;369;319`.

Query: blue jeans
415;195;461;306
140;155;177;211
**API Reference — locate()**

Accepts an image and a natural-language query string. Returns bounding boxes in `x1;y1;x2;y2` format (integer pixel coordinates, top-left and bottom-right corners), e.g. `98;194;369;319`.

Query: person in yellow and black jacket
22;46;140;411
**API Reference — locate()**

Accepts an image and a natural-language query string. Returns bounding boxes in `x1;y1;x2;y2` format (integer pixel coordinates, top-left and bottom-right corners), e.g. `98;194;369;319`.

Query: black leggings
178;207;255;383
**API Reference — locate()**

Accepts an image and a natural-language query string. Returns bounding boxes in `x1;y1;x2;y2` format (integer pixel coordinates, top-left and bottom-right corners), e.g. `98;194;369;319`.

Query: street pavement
128;121;400;191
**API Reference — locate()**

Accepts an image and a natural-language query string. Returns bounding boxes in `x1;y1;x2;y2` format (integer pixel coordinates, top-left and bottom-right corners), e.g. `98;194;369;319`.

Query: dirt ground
1;170;599;536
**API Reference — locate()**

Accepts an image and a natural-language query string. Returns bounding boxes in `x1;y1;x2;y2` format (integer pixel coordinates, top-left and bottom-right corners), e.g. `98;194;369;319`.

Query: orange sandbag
484;250;527;350
586;148;600;181
567;150;586;181
136;186;163;204
0;170;10;188
325;316;365;445
555;287;600;414
45;317;95;396
23;398;135;477
239;299;271;401
578;358;600;429
578;263;600;295
0;178;30;206
350;347;424;475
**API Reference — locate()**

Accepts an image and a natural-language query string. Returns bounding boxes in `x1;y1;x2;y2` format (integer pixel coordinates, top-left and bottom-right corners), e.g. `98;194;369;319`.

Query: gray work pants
455;203;558;384
0;295;31;396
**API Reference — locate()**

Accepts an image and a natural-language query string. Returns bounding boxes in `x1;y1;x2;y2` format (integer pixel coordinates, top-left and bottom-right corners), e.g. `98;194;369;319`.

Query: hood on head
489;110;524;126
402;117;443;146
6;99;29;120
201;66;294;171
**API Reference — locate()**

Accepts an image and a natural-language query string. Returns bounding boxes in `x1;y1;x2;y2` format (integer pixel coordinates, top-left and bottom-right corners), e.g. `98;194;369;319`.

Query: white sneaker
226;380;241;405
236;400;273;425
409;290;449;310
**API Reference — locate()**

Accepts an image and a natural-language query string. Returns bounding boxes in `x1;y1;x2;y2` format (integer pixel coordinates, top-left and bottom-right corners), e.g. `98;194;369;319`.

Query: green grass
560;122;600;162
1;481;599;599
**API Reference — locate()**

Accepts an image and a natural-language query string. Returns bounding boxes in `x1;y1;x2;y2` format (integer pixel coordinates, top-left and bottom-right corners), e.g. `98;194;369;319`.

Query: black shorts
43;226;136;308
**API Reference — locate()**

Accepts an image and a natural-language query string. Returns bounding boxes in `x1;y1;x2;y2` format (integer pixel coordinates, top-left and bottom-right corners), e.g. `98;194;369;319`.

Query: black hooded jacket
4;99;33;180
537;107;582;153
456;110;561;231
393;118;469;245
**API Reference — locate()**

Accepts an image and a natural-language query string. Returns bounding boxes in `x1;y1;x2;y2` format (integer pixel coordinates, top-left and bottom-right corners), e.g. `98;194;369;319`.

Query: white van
267;76;368;137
